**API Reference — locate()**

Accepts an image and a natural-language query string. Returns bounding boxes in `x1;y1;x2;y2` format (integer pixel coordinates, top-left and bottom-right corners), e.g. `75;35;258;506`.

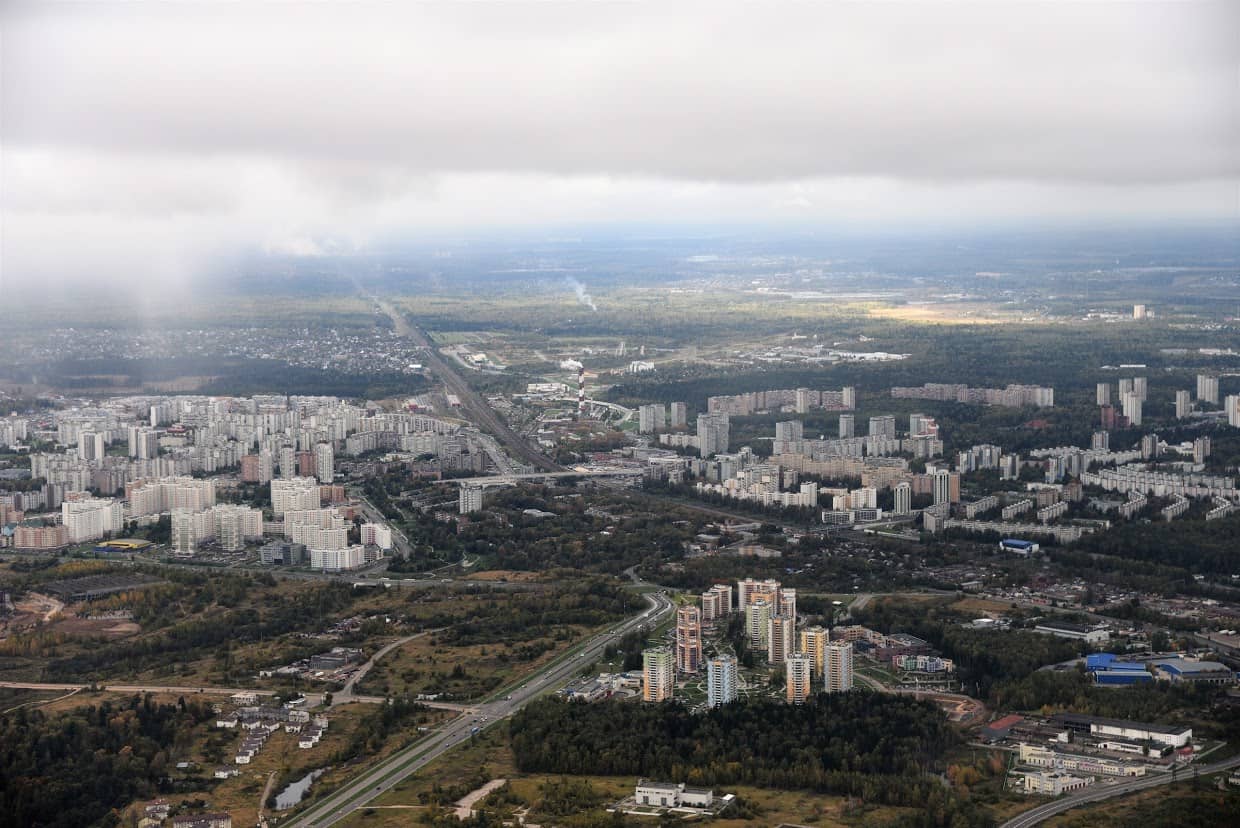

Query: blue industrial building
1087;653;1153;684
1094;669;1153;686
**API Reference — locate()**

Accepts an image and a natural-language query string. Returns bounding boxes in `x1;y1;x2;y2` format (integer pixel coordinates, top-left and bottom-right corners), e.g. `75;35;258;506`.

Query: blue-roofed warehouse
1094;669;1153;686
998;538;1040;555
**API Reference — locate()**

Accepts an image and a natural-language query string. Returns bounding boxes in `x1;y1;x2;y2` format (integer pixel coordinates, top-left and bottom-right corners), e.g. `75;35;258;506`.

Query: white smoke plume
566;277;598;312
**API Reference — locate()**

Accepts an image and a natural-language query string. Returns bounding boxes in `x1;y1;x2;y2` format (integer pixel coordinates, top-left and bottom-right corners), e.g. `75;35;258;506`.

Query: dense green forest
43;582;359;681
1071;512;1240;576
0;694;215;828
510;695;964;811
853;599;1083;699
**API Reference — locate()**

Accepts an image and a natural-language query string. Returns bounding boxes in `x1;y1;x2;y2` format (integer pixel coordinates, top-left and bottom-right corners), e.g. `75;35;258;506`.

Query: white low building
1019;770;1093;796
633;781;715;809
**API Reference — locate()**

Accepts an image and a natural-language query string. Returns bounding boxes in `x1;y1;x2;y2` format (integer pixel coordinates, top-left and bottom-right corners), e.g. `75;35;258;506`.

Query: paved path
453;778;507;819
257;770;278;827
334;629;438;706
0;685;80;714
289;589;674;827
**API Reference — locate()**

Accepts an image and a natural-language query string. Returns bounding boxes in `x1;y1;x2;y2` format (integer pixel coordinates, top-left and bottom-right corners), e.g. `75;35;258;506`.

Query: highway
289;587;674;827
1000;753;1240;828
370;297;562;473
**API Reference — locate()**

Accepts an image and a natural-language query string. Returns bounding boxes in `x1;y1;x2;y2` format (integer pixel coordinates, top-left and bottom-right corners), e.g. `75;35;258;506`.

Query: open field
354;623;595;701
949;596;1022;616
864;301;1017;325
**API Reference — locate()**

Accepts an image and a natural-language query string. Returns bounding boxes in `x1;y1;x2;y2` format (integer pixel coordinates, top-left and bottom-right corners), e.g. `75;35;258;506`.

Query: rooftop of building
986;714;1025;730
1034;620;1093;634
1050;712;1191;735
636;781;682;792
1154;658;1231;675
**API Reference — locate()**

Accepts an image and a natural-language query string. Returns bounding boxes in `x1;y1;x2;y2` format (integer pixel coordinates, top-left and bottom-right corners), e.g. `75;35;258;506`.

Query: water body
275;768;327;810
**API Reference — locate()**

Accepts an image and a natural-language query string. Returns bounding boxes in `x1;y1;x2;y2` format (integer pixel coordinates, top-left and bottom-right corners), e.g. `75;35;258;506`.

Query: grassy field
354;623;595;701
948;596;1021;617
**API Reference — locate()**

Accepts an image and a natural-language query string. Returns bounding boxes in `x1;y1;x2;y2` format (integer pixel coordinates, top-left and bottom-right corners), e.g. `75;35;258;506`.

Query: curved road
1001;754;1240;828
335;629;440;705
289;588;674;828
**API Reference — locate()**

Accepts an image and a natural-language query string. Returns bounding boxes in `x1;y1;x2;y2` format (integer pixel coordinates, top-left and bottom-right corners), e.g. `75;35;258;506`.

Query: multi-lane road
289;587;674;827
370;297;562;473
1000;753;1240;828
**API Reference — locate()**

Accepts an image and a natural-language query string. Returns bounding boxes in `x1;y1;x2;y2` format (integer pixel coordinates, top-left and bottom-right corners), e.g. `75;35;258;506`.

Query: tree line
509;695;966;813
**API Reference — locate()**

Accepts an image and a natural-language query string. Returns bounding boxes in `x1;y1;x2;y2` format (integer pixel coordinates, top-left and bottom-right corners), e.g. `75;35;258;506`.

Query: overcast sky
2;1;1238;293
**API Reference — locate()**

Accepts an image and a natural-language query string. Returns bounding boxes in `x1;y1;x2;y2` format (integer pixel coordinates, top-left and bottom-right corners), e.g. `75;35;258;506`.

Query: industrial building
1049;713;1192;749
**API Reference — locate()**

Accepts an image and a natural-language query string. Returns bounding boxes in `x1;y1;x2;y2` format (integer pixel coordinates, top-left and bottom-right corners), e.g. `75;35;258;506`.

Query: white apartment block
170;505;262;555
1175;390;1192;419
310;545;366;572
62;498;124;543
314;442;334;483
1197;374;1219;404
893;482;912;516
128;476;216;517
459;484;484;514
360;523;393;550
271;477;321;517
696;413;730;457
706;655;737;708
638;404;667;434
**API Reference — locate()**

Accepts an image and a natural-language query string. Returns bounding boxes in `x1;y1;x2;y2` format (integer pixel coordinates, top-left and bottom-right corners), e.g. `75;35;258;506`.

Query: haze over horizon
2;1;1238;295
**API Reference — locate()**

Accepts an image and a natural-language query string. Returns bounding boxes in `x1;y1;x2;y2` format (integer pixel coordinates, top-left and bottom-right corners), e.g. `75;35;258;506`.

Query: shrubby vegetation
430;580;633;646
0;694;215;828
44;582;360;681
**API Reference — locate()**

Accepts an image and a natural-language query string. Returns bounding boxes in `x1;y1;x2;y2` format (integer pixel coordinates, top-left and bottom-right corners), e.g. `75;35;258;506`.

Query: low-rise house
144;800;171;821
171;814;232;828
298;725;324;748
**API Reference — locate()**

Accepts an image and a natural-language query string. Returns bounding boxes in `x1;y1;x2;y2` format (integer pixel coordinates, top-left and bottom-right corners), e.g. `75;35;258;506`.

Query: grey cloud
4;2;1237;185
1;1;1237;292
